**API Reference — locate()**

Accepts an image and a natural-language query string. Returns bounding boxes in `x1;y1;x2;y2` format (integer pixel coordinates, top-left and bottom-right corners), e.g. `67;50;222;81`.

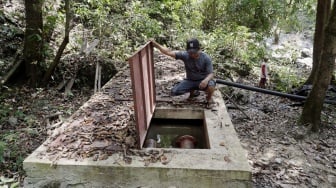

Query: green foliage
0;176;20;188
125;1;163;40
0;131;26;174
0;106;10;123
72;1;127;59
197;26;266;77
0;10;4;22
0;142;6;163
38;0;316;87
201;0;223;31
70;0;203;60
0;25;23;39
200;0;315;35
4;132;19;143
201;0;278;34
43;2;59;35
270;66;305;92
14;110;25;120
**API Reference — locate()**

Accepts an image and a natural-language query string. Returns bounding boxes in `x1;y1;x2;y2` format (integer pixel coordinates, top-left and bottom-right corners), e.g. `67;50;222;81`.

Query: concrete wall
24;159;251;188
24;90;252;188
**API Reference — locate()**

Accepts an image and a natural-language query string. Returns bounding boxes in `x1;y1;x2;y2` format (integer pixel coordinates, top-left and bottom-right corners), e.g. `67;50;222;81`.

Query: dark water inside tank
144;118;209;149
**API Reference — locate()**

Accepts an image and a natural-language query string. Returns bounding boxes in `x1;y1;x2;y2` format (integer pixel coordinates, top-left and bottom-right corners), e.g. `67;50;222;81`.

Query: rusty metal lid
128;42;156;149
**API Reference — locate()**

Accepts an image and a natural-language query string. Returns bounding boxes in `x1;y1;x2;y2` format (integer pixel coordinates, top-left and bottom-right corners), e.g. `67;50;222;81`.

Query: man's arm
199;73;214;89
151;40;176;59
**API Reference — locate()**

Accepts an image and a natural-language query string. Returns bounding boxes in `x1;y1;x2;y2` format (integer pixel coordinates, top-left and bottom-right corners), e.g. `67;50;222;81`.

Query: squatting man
151;38;216;108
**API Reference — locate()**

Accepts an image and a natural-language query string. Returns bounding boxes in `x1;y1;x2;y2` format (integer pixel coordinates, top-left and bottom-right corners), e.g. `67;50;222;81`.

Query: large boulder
301;48;312;58
295;57;312;68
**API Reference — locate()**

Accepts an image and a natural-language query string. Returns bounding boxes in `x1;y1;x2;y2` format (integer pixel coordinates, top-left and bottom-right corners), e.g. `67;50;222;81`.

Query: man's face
188;51;200;59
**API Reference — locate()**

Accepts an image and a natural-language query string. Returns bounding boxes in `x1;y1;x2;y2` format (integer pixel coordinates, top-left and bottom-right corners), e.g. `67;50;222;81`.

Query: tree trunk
23;0;44;86
305;0;331;84
300;1;336;132
42;0;71;86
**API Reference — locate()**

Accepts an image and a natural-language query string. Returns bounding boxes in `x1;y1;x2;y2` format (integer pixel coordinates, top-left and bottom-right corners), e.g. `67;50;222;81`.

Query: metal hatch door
128;41;156;148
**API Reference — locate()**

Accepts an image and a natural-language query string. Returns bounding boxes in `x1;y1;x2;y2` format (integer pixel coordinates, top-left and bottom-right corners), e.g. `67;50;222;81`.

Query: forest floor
224;84;336;187
0;86;93;185
1;56;335;187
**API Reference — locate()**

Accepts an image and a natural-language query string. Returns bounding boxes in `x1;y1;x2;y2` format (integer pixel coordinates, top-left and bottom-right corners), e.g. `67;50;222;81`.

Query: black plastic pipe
215;79;336;105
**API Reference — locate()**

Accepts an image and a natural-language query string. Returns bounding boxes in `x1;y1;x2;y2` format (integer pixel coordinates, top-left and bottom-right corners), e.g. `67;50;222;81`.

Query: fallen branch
0;53;22;86
56;80;68;91
47;121;63;130
44;112;63;119
222;91;251;120
94;62;101;93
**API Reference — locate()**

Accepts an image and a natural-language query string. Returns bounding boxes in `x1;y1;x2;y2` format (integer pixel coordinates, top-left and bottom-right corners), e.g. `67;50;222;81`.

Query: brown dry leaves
228;87;336;187
40;68;137;162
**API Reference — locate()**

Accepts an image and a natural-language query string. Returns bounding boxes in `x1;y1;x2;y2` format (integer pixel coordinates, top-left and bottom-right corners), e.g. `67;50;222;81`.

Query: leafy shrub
270;65;305;92
197;26;266;78
0;141;6;163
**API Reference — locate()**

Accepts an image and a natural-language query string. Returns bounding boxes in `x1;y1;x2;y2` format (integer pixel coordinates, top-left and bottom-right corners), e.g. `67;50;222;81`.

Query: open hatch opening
143;108;210;149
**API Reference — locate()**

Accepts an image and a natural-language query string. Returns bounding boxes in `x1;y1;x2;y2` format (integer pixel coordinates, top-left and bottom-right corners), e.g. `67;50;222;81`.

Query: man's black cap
186;38;200;53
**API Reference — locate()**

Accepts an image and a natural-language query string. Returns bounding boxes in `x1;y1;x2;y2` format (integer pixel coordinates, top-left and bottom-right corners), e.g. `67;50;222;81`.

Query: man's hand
150;39;159;48
199;73;214;89
149;39;176;58
199;79;208;89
